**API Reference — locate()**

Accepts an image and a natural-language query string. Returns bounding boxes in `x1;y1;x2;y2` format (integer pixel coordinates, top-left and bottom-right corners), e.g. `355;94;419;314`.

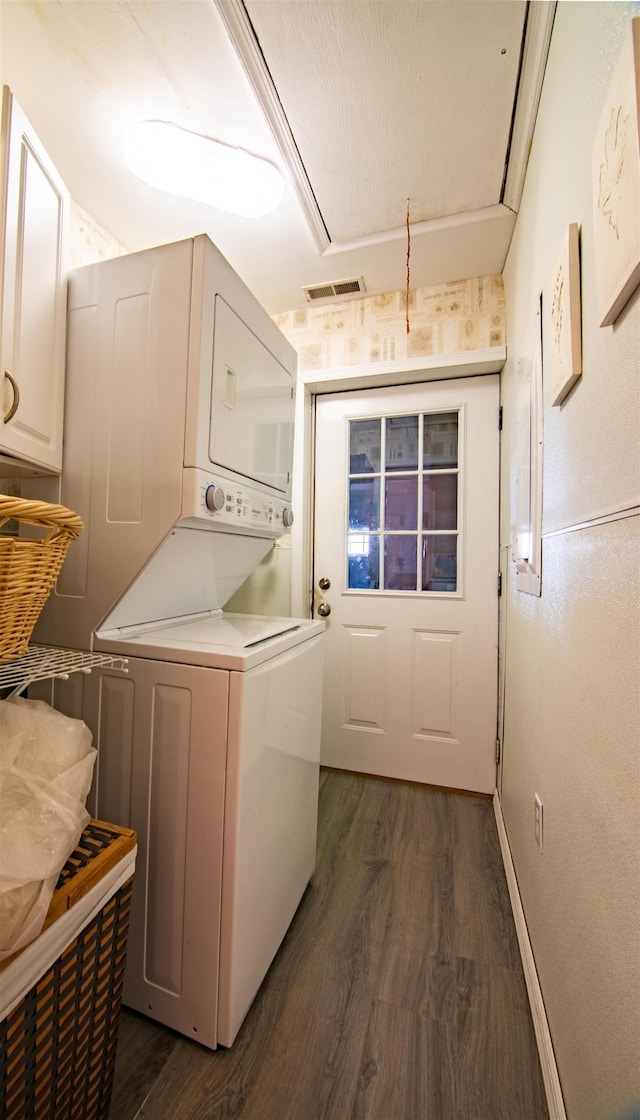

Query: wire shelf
0;644;128;698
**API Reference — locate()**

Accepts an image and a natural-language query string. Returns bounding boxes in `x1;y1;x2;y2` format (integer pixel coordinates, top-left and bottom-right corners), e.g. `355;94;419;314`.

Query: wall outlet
534;793;544;852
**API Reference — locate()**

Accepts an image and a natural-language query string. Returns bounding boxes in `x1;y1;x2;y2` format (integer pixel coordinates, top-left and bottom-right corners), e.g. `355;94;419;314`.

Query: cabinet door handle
3;370;19;423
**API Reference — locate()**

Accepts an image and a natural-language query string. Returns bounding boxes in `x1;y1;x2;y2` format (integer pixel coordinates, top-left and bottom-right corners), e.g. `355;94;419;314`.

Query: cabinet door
0;86;69;474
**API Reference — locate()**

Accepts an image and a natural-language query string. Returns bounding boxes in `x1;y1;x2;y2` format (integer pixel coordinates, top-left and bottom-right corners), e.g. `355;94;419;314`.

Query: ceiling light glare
123;120;285;218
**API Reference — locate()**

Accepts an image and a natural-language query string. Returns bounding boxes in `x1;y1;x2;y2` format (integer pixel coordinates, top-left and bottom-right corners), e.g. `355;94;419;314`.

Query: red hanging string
405;197;411;334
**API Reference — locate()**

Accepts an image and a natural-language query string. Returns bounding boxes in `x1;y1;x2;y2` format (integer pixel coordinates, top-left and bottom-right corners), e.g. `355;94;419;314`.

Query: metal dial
282;508;294;528
205;484;225;512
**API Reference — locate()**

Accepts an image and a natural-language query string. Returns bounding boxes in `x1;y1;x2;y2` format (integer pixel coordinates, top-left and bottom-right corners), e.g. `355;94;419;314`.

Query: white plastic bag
0;697;97;960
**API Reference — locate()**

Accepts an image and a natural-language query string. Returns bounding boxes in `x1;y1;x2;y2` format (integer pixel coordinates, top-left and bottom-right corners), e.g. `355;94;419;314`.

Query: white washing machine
30;234;325;1048
84;612;323;1048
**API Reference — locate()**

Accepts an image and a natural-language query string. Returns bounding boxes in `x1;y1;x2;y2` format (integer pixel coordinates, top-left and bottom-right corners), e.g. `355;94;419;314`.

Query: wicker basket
0;496;83;663
0;821;136;1120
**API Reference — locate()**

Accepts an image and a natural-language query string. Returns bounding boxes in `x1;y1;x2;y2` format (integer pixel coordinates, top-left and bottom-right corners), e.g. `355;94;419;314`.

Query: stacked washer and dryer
31;235;324;1050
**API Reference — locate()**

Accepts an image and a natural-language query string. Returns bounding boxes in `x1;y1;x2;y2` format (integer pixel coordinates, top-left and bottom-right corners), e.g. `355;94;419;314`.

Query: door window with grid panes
347;411;460;593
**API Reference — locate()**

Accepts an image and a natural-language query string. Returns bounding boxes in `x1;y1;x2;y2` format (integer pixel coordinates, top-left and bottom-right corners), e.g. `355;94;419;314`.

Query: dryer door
210;296;294;493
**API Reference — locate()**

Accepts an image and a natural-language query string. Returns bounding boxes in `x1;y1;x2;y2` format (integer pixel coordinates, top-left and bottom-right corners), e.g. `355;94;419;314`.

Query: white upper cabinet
0;86;69;476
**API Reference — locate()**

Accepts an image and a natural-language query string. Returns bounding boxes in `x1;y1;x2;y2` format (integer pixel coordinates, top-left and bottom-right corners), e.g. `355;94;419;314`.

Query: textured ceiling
0;1;555;312
245;0;526;241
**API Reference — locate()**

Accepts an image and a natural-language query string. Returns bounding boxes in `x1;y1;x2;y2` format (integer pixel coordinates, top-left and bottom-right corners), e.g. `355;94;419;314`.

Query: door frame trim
291;348;506;618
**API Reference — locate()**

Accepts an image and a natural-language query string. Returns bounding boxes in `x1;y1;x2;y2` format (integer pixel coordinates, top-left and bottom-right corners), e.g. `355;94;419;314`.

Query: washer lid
95;612;324;671
99;526;273;632
118;613;300;649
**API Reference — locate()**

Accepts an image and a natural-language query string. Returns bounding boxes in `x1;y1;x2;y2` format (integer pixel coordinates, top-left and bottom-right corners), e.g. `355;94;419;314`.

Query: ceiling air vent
303;277;366;304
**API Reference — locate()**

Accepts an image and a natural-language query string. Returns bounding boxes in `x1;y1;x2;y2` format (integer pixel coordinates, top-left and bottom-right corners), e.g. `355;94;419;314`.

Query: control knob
282;508;294;528
205;484;226;512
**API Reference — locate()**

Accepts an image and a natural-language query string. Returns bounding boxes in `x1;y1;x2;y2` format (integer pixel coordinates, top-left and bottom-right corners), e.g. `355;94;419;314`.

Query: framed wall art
592;17;640;327
548;223;582;406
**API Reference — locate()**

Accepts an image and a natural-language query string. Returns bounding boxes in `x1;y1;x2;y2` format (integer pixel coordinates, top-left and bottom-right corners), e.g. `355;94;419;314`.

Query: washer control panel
182;469;292;536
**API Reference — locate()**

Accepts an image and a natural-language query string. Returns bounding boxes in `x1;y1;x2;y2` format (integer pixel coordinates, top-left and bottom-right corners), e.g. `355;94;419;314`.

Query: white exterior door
313;376;499;794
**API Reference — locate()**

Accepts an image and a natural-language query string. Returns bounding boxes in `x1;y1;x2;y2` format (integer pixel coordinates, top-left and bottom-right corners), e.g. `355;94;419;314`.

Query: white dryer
31;235;324;1048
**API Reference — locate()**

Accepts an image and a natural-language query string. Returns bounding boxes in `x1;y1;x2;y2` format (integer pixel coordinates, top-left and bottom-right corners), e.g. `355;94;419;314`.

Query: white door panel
314;377;499;794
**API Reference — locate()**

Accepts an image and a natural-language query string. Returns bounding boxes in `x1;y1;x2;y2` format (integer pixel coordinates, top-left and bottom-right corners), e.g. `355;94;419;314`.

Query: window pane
422;534;457;592
384;535;417;590
385;476;417;530
386;415;418;471
349;477;380;530
423;412;458;469
422;474;458;530
348;534;380;589
350;419;381;473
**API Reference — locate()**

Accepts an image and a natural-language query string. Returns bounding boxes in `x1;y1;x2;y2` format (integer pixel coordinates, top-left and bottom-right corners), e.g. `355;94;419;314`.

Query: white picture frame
592;18;640;327
548;223;582;406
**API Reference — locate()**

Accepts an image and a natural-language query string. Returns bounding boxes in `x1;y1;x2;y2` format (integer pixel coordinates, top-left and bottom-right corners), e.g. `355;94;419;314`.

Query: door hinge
499;405;503;430
498;571;503;597
496;738;501;765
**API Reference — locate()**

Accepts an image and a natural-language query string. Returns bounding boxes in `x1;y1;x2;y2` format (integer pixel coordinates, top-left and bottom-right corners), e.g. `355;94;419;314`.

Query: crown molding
214;0;331;252
503;1;557;213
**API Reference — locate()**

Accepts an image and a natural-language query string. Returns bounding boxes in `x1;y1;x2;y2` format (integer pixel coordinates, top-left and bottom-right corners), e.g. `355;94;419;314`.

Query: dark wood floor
108;769;549;1120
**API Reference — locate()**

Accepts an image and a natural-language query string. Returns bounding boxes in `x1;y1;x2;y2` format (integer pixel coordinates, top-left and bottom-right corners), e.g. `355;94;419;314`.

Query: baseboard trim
493;791;567;1120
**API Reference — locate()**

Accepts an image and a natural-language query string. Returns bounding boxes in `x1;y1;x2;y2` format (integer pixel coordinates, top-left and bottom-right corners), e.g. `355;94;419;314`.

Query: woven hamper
0;496;83;663
0;821;136;1120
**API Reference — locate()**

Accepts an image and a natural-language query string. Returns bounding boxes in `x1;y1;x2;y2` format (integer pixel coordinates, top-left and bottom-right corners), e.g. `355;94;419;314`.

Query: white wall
224;537;292;617
500;4;640;1117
